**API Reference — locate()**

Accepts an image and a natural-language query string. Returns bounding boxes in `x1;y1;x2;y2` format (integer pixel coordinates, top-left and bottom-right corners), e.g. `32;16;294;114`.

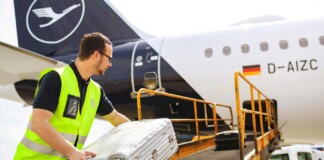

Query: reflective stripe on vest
20;135;88;157
21;137;64;158
20;122;89;157
20;135;87;157
26;122;88;144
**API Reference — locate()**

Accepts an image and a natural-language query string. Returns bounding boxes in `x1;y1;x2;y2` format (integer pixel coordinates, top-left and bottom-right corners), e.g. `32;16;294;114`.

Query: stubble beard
97;57;106;76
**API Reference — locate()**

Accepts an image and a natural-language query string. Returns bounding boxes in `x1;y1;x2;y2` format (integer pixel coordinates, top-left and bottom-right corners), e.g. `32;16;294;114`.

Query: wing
0;41;66;104
0;41;65;85
32;7;57;18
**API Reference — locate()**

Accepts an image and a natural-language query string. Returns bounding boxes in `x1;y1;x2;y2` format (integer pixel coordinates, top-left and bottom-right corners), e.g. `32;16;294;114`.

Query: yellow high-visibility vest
14;65;101;160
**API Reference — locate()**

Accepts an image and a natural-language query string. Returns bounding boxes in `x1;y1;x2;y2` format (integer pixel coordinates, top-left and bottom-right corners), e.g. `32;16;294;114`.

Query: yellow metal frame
235;71;278;160
136;88;233;159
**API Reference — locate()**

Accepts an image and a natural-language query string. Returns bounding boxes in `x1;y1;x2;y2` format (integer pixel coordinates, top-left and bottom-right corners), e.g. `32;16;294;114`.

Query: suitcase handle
152;149;158;160
168;135;174;143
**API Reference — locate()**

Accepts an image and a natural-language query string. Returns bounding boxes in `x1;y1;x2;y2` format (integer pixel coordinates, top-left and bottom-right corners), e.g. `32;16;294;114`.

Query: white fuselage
148;18;324;144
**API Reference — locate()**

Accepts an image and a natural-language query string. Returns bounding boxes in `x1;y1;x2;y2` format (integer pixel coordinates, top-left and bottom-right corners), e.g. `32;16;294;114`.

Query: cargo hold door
130;39;164;98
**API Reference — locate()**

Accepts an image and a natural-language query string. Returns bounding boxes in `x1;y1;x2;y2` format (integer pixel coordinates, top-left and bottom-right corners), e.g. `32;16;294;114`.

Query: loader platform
136;71;280;160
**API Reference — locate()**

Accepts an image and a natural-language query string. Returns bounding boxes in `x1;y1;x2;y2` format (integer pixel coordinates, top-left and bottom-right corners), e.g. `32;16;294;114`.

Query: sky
109;0;324;36
0;0;324;159
1;0;324;45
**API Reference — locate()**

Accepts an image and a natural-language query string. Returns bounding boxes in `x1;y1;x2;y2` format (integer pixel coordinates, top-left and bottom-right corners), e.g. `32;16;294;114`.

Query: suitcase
84;118;178;160
214;130;240;150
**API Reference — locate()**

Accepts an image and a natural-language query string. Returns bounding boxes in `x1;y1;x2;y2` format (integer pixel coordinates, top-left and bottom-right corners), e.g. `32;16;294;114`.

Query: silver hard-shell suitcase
84;118;178;160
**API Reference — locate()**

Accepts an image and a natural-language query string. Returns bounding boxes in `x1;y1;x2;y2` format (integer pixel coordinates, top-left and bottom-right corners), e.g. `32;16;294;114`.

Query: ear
92;51;100;60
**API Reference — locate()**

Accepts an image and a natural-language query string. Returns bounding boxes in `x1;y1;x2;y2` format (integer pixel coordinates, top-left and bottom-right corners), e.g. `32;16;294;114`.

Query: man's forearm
103;110;130;126
31;117;77;157
31;109;78;157
115;112;131;125
30;109;96;160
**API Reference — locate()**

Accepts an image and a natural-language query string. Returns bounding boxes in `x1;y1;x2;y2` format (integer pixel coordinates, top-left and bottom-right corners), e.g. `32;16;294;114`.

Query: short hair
78;32;112;60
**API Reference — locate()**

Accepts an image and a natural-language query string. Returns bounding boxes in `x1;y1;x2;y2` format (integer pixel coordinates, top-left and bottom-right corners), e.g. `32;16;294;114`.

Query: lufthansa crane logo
26;0;85;44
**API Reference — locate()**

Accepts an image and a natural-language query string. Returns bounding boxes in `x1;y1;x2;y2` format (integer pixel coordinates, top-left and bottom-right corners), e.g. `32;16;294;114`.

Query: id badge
63;95;80;119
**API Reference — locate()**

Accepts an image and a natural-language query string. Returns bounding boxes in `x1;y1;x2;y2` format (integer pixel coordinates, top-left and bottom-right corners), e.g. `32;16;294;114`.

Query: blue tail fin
14;0;150;56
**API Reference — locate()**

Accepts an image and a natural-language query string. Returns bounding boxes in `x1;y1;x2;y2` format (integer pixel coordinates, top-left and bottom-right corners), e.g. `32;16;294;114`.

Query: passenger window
223;46;231;55
260;42;269;52
319;36;324;45
299;38;308;47
279;40;288;49
241;44;250;53
205;48;213;57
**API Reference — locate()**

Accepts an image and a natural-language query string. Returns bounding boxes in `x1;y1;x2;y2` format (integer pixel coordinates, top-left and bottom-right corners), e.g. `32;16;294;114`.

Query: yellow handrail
136;88;233;134
235;71;278;160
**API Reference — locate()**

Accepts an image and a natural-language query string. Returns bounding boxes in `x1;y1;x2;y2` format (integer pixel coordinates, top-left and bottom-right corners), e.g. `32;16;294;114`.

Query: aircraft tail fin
14;0;152;56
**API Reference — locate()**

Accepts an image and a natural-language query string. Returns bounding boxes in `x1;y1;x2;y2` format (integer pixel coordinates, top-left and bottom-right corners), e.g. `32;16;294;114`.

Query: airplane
1;1;324;158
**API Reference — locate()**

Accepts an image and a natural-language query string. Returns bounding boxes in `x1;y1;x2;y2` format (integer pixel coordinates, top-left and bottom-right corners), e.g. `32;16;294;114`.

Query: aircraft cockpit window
205;48;213;57
270;154;289;160
241;44;250;53
279;40;288;50
299;38;308;48
260;42;269;52
319;36;324;45
297;152;312;160
223;46;231;55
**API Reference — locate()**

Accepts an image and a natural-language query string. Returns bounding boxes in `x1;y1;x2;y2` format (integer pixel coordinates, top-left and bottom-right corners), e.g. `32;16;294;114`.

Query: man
14;32;130;160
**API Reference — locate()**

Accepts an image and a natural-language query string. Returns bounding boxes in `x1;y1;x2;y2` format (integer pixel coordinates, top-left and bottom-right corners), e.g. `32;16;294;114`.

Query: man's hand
68;149;96;160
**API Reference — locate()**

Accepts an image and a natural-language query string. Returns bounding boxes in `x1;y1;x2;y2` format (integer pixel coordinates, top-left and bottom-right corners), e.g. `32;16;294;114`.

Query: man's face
97;43;113;76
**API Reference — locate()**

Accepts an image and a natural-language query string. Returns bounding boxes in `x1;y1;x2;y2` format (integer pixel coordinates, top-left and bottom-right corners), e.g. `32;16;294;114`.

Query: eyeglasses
98;50;112;63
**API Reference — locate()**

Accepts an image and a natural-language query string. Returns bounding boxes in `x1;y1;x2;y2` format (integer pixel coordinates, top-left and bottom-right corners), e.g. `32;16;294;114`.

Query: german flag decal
243;65;261;76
